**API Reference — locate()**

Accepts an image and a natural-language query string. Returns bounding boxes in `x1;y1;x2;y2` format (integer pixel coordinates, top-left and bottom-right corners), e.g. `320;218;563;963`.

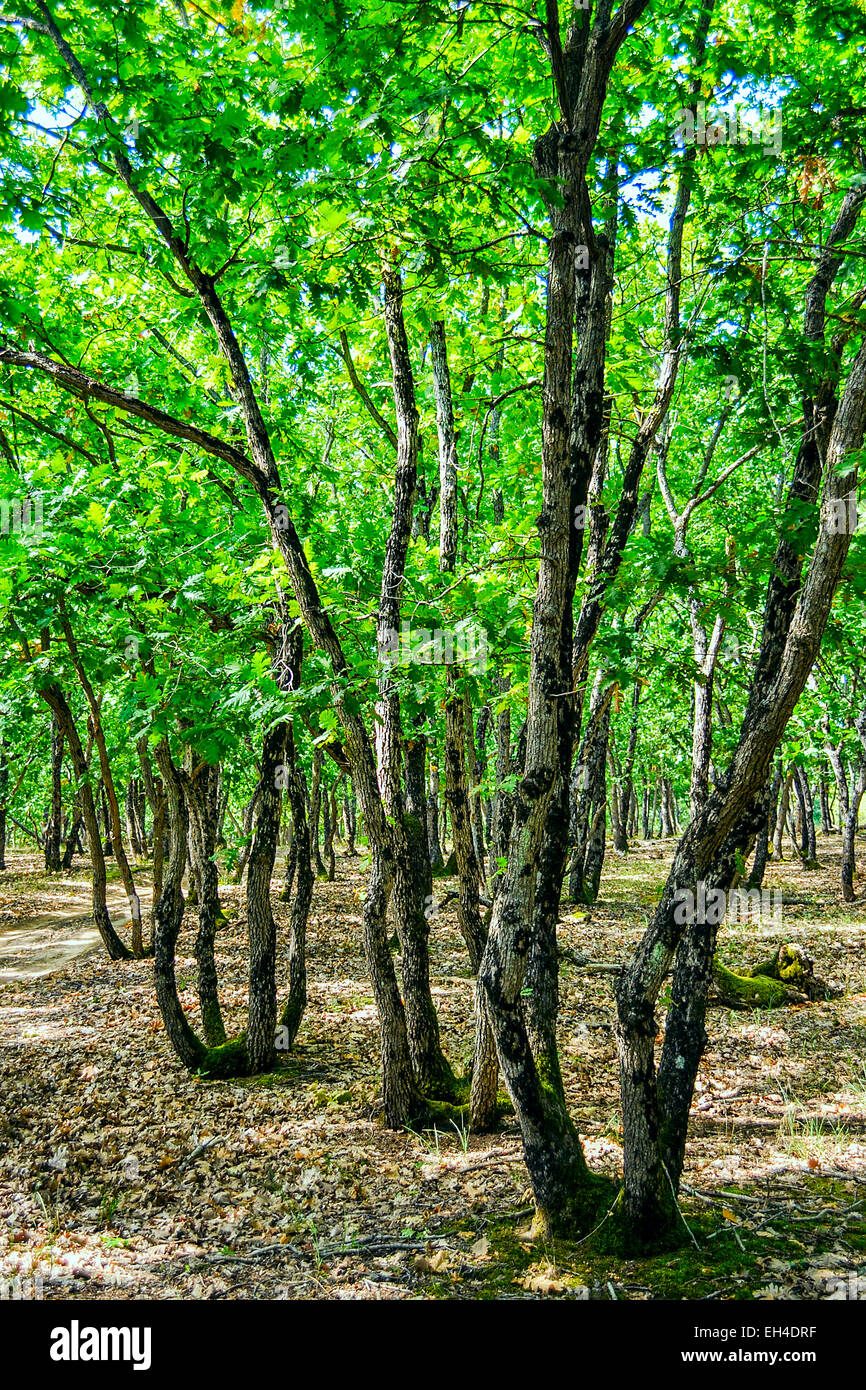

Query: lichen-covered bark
616;326;866;1241
475;2;653;1235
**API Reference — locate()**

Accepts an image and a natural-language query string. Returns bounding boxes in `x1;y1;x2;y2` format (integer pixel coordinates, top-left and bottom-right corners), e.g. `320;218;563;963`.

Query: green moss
535;1049;567;1105
200;1000;227;1048
416;1191;835;1299
713;959;790;1009
432;850;457;879
194;1036;250;1079
414;1097;471;1128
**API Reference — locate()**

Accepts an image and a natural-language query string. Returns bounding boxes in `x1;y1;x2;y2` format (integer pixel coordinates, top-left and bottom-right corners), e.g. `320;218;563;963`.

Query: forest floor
0;838;865;1302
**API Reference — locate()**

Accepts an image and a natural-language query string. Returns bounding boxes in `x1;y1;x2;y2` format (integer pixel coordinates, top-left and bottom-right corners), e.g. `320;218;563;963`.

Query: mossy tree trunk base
712;943;836;1009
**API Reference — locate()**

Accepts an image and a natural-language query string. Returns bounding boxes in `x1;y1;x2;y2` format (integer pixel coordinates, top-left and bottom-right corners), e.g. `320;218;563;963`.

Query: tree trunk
842;711;866;902
792;766;819;866
0;743;8;870
443;680;499;1129
343;776;357;855
658;775;672;837
464;692;487;881
615;202;866;1245
773;769;794;860
489;675;512;887
61;797;84;869
323;776;337;880
59;605;144;954
151;739;246;1078
818;772;833;835
568;676;612;904
279;718;314;1048
246;721;285;1072
183;757;227;1046
44;714;64;871
841;773;864;902
39;683;131;960
427;756;445;873
372;279;455;1102
431;314;498;1123
747;766;780;890
308;748;325;877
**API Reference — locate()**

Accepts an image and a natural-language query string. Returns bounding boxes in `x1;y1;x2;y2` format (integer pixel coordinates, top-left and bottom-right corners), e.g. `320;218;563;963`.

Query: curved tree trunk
59;603;144;954
616;178;866;1244
39;683;131;960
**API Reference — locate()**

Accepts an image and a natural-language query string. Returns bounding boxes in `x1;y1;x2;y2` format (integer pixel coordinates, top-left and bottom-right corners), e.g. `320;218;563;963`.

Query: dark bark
151;739;247;1078
568;674;612;903
59;604;144;954
39;683;131;960
44;714;63;871
616;684;641;853
246;721;285;1072
137;735;165;915
308;749;325;877
0;8;425;1124
464;692;487;881
443;682;499;1129
431;315;497;1122
378;272;454;1100
427;756;445;872
489;675;512;888
343;776;357;855
516;142;622;1123
818;772;833;834
279;696;314;1049
322;775;337;880
793;765;819;866
478;3;657;1231
773;769;793;860
746;766;780;890
183;757;226;1046
0;743;7;870
61;799;84;869
842;709;866;902
616;331;866;1246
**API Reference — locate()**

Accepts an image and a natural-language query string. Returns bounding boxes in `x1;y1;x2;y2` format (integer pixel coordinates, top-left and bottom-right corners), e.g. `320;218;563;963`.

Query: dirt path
0;892;152;981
